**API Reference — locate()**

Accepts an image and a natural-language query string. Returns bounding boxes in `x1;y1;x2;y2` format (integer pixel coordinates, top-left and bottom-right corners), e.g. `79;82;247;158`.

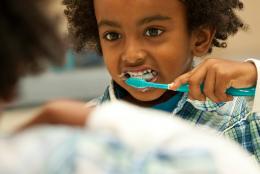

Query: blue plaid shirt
99;82;260;162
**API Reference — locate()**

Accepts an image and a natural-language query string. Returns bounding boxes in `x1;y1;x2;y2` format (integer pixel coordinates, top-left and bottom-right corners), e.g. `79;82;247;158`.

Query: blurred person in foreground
0;0;260;174
0;0;65;106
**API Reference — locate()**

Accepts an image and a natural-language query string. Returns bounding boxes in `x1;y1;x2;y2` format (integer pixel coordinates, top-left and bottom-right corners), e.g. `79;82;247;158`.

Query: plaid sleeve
223;112;260;162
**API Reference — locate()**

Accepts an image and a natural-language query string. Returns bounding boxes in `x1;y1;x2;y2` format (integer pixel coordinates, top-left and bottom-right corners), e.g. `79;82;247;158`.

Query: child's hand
169;58;257;103
16;100;92;132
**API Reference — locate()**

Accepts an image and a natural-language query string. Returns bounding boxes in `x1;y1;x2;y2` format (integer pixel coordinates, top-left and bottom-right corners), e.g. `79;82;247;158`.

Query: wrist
244;58;260;112
244;61;257;86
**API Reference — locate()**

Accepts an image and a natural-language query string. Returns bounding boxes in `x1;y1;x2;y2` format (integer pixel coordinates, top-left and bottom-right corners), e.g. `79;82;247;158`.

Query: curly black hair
0;0;66;101
63;0;246;54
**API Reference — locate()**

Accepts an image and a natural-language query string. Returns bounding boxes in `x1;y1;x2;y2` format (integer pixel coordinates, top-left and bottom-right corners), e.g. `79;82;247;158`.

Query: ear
190;26;216;57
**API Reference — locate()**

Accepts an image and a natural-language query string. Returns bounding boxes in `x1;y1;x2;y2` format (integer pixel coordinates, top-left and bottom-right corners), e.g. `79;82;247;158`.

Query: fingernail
169;82;176;89
188;94;195;101
227;95;233;101
200;95;206;101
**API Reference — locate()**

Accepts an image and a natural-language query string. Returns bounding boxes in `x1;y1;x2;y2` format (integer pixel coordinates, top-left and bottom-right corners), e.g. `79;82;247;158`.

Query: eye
103;32;121;41
144;28;164;37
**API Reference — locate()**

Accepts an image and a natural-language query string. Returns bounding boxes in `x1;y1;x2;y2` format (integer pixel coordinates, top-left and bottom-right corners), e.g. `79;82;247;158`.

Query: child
4;1;260;173
61;0;260;161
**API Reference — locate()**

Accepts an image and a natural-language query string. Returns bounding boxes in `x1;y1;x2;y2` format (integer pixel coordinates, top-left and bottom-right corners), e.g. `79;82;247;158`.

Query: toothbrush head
125;78;149;88
125;77;169;90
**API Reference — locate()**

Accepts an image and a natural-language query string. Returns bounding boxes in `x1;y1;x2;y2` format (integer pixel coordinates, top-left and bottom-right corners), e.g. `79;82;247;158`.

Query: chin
128;88;165;102
116;80;165;102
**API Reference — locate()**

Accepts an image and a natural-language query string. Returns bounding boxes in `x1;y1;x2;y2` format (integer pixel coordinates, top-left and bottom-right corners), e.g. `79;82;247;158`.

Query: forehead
94;0;186;21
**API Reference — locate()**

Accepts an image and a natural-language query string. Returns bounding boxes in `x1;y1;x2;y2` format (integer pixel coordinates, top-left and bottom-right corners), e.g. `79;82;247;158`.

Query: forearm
17;100;93;131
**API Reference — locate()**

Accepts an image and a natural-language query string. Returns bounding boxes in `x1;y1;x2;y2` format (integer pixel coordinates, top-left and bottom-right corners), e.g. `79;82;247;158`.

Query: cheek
103;56;114;71
100;41;119;77
102;50;120;77
154;42;192;80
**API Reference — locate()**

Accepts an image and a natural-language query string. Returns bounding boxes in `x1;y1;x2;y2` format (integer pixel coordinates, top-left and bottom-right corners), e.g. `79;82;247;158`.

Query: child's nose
121;41;147;66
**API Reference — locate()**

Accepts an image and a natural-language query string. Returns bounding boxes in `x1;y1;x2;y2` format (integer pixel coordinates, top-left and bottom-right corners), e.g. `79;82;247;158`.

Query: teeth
121;69;158;81
142;73;154;80
152;71;157;76
144;69;151;74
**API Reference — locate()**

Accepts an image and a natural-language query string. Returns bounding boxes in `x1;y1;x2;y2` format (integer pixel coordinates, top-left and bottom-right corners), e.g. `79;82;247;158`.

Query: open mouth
120;69;158;82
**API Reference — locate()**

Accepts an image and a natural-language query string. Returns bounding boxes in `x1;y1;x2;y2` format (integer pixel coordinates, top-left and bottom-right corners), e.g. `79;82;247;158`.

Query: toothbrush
125;77;256;96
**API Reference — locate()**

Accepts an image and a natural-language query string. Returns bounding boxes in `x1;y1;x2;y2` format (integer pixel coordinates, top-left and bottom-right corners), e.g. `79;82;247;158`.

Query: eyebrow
98;15;171;28
137;15;172;26
98;20;121;28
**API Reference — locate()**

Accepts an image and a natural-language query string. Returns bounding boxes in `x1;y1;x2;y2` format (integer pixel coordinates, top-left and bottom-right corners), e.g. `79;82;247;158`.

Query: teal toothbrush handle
177;83;255;96
149;83;169;89
176;83;189;93
226;87;255;96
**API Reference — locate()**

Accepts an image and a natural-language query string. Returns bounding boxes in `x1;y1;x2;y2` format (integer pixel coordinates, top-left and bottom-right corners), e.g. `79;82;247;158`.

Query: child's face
95;0;195;101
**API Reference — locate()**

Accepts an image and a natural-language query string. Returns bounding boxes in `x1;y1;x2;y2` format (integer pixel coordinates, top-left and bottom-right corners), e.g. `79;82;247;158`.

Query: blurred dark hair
0;0;66;101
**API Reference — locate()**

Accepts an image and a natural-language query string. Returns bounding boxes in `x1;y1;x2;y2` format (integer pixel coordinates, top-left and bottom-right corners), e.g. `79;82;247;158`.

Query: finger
169;71;192;90
203;68;220;103
188;68;207;101
188;94;195;101
215;73;234;102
